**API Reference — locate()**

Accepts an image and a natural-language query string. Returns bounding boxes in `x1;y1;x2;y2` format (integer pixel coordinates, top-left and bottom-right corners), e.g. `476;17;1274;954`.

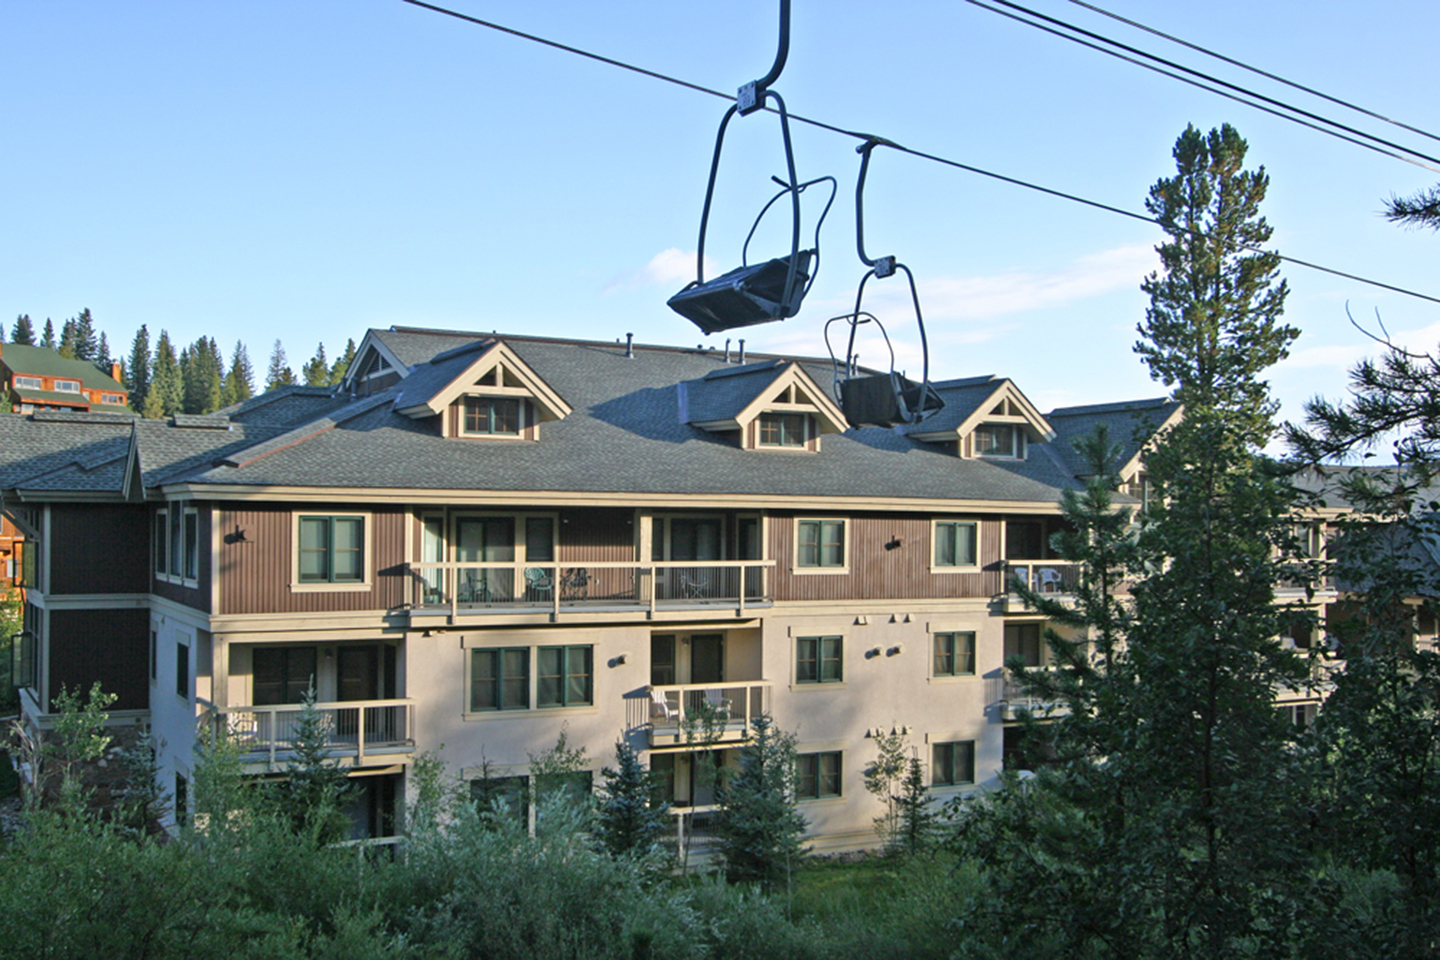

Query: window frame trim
462;636;599;719
793;517;849;575
931;630;978;679
290;511;373;593
930;519;980;572
795;750;843;801
794;634;845;687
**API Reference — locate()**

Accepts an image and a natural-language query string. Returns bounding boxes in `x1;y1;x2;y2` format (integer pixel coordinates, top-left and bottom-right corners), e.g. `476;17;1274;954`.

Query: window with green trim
470;647;530;711
796;751;841;799
758;412;806;447
934;521;977;567
932;740;975;786
933;632;976;677
797;519;844;568
463;396;521;435
537;645;593;708
298;515;364;583
796;636;842;684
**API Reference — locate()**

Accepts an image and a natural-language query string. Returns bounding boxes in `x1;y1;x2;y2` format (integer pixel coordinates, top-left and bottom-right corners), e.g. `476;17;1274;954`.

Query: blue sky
5;1;1438;434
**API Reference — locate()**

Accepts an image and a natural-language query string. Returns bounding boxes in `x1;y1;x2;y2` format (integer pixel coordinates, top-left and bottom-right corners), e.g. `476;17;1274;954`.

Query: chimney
625;333;634;359
724;338;731;363
111;362;122;382
738;339;746;365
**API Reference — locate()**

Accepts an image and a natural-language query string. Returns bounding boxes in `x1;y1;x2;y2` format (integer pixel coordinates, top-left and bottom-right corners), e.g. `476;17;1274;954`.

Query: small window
933;631;977;677
169;510;183;580
797;751;842;799
13;375;41;390
154;509;169;577
184;509;199;581
101;393;124;405
253;646;318;705
537;645;593;708
934;521;978;568
472;774;529;826
53;379;81;394
176;641;190;700
174;774;189;827
463;396;521;436
797;636;843;684
150;629;158;682
797;519;845;569
758;412;806;448
470;647;530;711
974;424;1021;458
1004;623;1044;668
298;515;365;583
932;741;975;786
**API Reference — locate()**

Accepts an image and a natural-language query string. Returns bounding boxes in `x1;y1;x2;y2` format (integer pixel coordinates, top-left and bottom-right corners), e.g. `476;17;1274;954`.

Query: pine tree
222;341;254;407
145;331;182;419
265;340;295;392
95;332;112;374
71;308;98;362
276;688;350;844
181;337;223;414
713;714;807;889
302;343;329;387
330;338;356;385
127;325;151;413
593;739;668;859
40;319;55;350
57;318;77;359
10;315;34;345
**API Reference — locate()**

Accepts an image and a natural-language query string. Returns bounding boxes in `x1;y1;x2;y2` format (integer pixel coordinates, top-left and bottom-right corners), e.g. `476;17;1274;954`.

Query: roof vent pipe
625;333;634;359
724;338;731;363
738;339;746;365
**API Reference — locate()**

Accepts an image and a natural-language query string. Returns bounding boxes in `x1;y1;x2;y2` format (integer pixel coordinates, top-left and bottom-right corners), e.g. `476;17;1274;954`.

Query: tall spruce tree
145;331;182;419
10;315;35;345
222;340;254;407
70;309;98;362
181;337;223;414
57;318;77;359
301;343;329;386
127;325;151;413
330;338;356;385
592;739;668;859
40;319;55;351
713;714;807;889
95;332;112;374
265;340;295;392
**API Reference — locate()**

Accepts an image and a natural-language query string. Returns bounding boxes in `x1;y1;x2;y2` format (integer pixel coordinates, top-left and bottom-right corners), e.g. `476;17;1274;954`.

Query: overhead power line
1065;0;1440;147
966;0;1440;174
398;0;1440;307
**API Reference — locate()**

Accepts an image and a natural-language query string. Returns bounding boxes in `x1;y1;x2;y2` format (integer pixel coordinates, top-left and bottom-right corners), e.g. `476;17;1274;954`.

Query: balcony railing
1005;560;1083;596
207;698;416;767
630;681;772;747
409;560;774;619
995;669;1069;721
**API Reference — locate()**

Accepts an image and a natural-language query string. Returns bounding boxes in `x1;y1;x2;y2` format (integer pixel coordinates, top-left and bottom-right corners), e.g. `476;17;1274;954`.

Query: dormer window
13;376;41;390
975;423;1023;458
463;396;522;436
758;412;808;448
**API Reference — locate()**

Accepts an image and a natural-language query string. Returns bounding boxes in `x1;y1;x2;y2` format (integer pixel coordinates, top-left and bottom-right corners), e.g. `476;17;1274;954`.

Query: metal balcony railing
629;681;772;746
209;698;416;767
1005;560;1083;596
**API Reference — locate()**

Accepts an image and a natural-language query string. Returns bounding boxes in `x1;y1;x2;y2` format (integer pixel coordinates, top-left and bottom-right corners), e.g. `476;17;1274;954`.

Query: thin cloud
603;247;715;295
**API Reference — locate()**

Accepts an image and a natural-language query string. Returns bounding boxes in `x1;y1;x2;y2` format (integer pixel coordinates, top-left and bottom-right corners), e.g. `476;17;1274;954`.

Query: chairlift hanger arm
738;0;791;115
856;136;902;278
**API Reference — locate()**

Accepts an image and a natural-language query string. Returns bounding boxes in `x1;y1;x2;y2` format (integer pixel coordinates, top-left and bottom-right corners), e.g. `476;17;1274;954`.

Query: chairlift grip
738;0;791;116
855;137;900;278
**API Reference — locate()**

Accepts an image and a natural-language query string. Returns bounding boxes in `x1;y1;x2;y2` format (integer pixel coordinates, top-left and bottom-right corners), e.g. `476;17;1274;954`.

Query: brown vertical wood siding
558;508;636;600
50;504;150;595
152;507;213;613
769;512;1004;601
217;504;406;615
49;607;149;710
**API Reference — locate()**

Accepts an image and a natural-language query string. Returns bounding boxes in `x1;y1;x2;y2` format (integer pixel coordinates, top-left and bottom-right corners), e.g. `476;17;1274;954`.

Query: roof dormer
679;360;847;452
393;340;571;441
904;376;1054;460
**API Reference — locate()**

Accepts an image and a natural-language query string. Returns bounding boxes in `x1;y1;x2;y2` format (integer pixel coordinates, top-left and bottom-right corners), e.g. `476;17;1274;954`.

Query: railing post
552;564;561;619
449;564;457;620
647;566;657;618
737;563;746;616
357;705;367;764
267;706;277;769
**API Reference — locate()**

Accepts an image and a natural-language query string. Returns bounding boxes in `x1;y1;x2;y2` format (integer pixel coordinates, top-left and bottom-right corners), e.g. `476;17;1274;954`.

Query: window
796;636;843;684
174;774;189;827
176;641;189;699
184;509;199;581
796;751;842;799
758;412;806;448
463;396;521;435
170;509;184;579
652;516;722;562
53;379;81;393
154;509;169;577
470;647;529;711
298;515;364;583
101;393;124;405
150;629;157;682
932;741;975;786
974;424;1021;458
797;519;845;569
13;375;41;390
933;632;976;677
537;645;593;708
1004;623;1043;668
934;521;978;568
472;774;529;827
252;646;318;705
1279;703;1319;728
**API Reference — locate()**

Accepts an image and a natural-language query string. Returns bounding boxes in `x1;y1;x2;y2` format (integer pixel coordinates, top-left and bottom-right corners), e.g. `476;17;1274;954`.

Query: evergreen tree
181;336;223;414
10;314;34;345
302;342;329;387
592;739;668;859
40;319;55;350
1384;183;1440;230
95;332;112;374
71;308;98;362
57;318;77;359
222;340;254;407
276;688;351;844
330;338;357;385
265;340;295;392
713;714;807;889
145;330;182;419
127;325;151;413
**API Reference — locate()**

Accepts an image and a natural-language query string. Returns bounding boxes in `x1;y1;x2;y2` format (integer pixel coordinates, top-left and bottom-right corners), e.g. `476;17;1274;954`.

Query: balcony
628;681;772;747
408;561;774;623
206;698;416;769
1003;561;1083;610
994;669;1069;721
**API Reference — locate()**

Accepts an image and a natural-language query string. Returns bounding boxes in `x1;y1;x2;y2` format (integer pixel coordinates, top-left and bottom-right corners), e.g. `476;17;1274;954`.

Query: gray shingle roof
1045;397;1180;476
681;361;788;424
898;376;1005;436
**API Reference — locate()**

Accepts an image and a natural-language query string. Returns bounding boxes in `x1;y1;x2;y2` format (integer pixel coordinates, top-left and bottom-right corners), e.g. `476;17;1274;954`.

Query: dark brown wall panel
49;607;148;711
50;504;149;595
217;504;406;615
559;509;635;600
769;512;1004;602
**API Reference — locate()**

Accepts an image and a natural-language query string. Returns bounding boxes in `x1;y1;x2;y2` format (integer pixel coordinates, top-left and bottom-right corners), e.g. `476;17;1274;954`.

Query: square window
537;645;593;708
298;515;365;584
975;424;1019;458
470;647;530;711
797;519;845;568
932;741;975;786
472;774;529;826
797;751;842;799
796;636;843;684
933;632;977;677
934;521;978;567
1004;623;1043;668
759;412;806;447
253;646;318;705
463;396;521;435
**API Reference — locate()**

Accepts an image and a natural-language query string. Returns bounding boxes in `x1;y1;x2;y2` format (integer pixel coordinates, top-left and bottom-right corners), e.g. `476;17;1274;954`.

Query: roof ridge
215;393;393;470
1047;397;1174;417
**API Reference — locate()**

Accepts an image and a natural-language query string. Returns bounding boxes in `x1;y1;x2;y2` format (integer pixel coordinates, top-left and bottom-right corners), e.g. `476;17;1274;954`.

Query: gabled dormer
393;340;571;441
903;376;1054;460
679;360;847;452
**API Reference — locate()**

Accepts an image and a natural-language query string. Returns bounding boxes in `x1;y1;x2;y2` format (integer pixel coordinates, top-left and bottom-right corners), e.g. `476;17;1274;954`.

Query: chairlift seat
840;373;945;428
668;251;813;335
